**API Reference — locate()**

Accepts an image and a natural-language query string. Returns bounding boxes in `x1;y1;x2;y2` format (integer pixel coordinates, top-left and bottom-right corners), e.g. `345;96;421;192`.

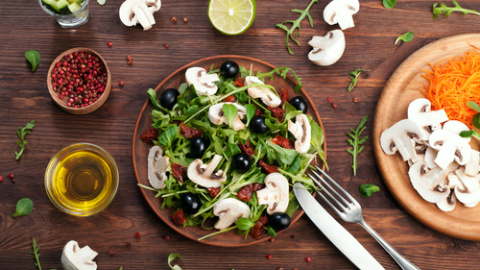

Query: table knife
294;183;384;270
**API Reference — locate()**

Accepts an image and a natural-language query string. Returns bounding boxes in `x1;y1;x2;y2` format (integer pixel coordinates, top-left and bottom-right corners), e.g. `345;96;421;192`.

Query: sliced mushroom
408;161;451;203
208;102;246;131
464;150;480;177
380;119;422;163
148;145;170;189
429;120;471;170
185;67;220;96
287;113;311;154
187;154;227;188
256;173;289;214
436;189;456;212
119;0;161;31
454;167;480;207
213;198;251;230
407;98;449;141
244;76;281;108
308;30;346;66
323;0;360;30
424;147;438;169
61;240;98;270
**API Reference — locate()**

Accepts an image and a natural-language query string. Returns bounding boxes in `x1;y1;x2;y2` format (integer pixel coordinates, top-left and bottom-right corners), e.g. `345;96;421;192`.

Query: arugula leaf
15;119;35;160
346;116;368;175
158;125;178;148
394;32;414;45
168;253;183;270
348;69;370;92
30;238;42;270
276;0;318;55
383;0;396;9
433;0;480;19
359;184;380;197
12;198;33;217
256;67;303;93
225;143;241;158
307;115;328;169
25;50;41;72
222;104;238;129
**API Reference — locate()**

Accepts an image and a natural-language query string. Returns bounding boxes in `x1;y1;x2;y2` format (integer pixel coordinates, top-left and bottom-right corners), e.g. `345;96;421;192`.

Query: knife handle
360;221;420;270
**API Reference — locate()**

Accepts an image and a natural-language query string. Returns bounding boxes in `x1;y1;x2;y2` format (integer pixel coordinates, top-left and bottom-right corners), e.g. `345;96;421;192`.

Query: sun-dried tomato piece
271;134;295;149
223;95;236;103
208;187;221;198
278;87;289;106
258;160;278;174
171;209;186;226
239;141;255;156
171;163;186;183
139;127;158;143
252;183;265;192
234;77;245;87
180;123;202;138
250;216;268;239
269;106;286;123
256;108;263;116
237;184;253;202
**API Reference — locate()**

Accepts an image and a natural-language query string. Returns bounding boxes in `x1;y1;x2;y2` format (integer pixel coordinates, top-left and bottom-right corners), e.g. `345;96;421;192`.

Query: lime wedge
208;0;256;35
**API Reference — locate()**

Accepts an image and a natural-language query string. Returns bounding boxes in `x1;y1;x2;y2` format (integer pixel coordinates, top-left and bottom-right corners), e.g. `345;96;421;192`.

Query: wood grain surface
2;0;480;269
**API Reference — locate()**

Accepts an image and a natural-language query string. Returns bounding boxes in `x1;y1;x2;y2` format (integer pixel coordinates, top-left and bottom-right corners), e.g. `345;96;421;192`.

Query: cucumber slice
42;0;60;12
67;0;83;4
68;2;81;13
55;0;70;14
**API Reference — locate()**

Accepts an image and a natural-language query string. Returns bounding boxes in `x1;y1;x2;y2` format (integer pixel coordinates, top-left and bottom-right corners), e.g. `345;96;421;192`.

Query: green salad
139;60;326;240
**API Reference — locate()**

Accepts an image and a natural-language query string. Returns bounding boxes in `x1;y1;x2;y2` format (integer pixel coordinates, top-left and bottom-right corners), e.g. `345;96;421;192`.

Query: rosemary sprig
346;115;369;175
30;238;42;270
276;0;318;55
433;0;480;19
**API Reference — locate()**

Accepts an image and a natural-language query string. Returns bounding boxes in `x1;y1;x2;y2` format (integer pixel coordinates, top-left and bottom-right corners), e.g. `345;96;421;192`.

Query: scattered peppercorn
353;97;359;103
171;16;177;23
306;257;311;263
183;17;188;23
328;97;334;103
125;242;131;247
11;178;16;183
107;249;114;256
118;80;124;87
126;55;133;65
269;238;275;243
107;41;113;47
266;254;272;260
0;176;3;182
134;232;141;238
277;268;284;270
164;235;170;241
164;43;169;49
332;103;338;109
9;173;14;179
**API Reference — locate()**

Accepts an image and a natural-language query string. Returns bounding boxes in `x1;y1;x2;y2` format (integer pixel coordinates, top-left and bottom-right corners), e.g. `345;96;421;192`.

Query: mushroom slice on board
454;168;480;207
429;120;471;170
380;119;422;163
323;0;360;30
213;198;251;230
287;113;311;154
256;173;289;214
119;0;161;31
185;67;220;96
464;150;480;177
244;76;281;108
208;102;247;131
407;98;449;141
408;161;451;203
187;154;227;188
436;189;457;212
148;145;170;189
308;30;345;66
61;240;98;270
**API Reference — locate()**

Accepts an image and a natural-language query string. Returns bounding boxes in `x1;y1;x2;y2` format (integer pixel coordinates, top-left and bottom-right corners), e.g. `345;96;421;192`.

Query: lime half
208;0;256;35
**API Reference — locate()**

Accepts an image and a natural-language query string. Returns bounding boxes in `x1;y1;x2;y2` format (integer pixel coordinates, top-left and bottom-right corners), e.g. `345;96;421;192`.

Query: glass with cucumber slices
39;0;89;28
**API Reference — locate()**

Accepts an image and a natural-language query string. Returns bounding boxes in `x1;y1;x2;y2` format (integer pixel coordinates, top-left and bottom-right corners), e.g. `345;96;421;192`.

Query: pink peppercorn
266;254;272;260
107;42;113;47
332;103;338;109
8;174;14;179
306;257;311;263
135;232;141;238
0;176;3;182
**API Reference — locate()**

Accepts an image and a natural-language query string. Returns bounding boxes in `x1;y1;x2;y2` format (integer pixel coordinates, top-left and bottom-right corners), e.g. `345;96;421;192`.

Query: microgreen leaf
276;0;318;55
12;198;33;217
15;119;35;160
346;116;368;175
267;227;277;237
383;0;396;9
245;103;257;126
394;31;414;45
222;104;238;129
25;50;41;72
467;101;480;112
235;217;255;231
432;0;480;19
359;184;380;197
147;88;162;110
168;253;183;270
308;115;328;169
348;69;370;92
460;130;479;138
158;125;178;148
473;113;480;130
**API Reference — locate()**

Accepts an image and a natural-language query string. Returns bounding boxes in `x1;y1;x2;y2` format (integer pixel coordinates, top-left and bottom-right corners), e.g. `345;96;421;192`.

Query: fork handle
359;220;420;270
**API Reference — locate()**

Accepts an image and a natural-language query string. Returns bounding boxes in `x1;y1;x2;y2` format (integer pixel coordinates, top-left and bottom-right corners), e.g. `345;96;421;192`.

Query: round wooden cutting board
373;34;480;241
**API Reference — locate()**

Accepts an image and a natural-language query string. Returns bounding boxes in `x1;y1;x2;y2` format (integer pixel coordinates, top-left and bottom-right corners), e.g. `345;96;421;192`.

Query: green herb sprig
168;253;183;270
433;0;480;19
460;101;480;138
25;50;41;72
15;119;35;160
359;184;380;197
276;0;318;55
383;0;397;9
346;115;368;175
31;238;42;270
394;32;414;45
12;198;33;217
348;69;370;92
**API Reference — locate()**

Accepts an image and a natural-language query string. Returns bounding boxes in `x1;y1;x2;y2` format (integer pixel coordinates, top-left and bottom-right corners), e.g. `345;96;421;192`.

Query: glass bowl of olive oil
45;143;119;216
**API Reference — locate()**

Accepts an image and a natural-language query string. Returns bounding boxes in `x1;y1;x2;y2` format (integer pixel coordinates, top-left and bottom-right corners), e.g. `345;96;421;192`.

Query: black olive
220;61;240;79
190;137;209;158
289;96;308;113
268;212;291;231
232;153;251;172
250;116;269;134
181;193;202;214
160;88;180;110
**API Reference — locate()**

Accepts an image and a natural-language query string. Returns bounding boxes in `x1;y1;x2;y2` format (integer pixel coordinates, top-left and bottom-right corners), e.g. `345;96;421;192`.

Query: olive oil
45;143;118;216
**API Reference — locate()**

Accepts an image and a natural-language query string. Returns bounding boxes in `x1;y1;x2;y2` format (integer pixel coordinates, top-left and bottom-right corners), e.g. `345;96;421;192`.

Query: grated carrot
422;49;480;129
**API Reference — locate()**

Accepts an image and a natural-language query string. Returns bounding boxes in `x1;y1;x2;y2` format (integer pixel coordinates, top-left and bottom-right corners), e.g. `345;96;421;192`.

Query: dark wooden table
2;0;480;269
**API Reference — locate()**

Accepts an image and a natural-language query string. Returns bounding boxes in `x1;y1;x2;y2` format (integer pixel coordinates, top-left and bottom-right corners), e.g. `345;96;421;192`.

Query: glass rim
38;0;89;17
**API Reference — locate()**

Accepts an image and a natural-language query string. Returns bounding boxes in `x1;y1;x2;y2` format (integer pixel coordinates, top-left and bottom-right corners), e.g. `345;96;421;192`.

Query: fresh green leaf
460;129;479;138
147;88;162;110
359;184;380;197
383;0;396;9
158;125;178;148
225;143;241;158
276;0;319;55
432;0;480;19
97;0;106;5
467;101;480;112
346;116;368;176
266;140;298;167
25;50;41;72
473;113;480;130
348;69;370;92
394;31;414;45
235;218;255;231
12;198;33;217
30;238;42;270
308;116;328;169
245;103;257;126
168;253;183;270
267;227;277;237
15;119;35;160
222;104;238;129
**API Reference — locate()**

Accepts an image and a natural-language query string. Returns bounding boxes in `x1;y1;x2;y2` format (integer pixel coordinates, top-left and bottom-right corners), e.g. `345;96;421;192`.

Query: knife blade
294;183;384;270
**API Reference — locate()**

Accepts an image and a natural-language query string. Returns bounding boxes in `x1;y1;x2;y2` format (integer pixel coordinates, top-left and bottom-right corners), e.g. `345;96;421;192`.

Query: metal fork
308;165;420;270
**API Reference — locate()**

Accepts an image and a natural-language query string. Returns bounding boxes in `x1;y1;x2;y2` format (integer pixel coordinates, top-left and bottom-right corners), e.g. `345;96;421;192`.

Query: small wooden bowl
47;48;111;115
